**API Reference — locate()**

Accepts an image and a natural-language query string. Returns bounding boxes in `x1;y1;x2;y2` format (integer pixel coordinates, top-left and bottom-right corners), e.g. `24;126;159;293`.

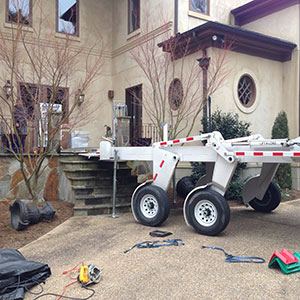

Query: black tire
249;181;281;212
132;185;170;227
185;190;230;236
176;176;195;198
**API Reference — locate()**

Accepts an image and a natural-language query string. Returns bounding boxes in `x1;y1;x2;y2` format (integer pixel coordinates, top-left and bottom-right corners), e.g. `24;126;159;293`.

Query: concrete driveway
21;200;300;300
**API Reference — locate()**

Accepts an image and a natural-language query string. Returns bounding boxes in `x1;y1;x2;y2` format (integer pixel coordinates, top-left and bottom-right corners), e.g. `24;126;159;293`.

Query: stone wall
0;154;73;202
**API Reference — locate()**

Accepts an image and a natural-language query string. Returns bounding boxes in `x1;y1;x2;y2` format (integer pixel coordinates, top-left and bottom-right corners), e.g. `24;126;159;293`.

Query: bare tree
0;0;105;204
130;10;231;140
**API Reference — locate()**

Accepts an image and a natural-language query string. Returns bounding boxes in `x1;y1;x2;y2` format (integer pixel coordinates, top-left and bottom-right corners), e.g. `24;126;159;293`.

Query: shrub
271;111;292;189
191;110;251;201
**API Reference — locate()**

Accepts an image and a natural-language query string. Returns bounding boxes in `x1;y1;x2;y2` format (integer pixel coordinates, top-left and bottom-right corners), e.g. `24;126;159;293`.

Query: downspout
174;0;178;34
202;48;208;132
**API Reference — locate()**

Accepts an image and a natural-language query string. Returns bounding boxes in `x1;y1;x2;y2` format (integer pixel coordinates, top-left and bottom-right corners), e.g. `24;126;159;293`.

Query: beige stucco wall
178;0;250;32
109;0;300;141
241;5;300;45
181;48;288;138
0;0;116;147
239;4;300;138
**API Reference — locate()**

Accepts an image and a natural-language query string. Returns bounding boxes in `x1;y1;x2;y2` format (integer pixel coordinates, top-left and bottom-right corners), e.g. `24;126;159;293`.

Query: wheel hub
194;200;217;227
140;194;159;218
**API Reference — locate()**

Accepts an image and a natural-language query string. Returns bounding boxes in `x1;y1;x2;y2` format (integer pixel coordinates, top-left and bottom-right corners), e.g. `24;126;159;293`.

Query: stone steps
74;193;132;206
61;154;137;216
72;184;137;196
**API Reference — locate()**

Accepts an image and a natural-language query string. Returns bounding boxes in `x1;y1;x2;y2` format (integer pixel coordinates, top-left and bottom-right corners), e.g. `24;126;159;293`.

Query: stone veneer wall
0;154;72;202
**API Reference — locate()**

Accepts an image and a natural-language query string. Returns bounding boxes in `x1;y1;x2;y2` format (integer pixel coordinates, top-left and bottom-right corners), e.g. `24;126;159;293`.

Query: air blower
9;200;56;231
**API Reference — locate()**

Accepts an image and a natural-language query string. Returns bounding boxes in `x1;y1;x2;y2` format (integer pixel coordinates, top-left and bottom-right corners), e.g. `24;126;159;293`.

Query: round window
168;78;183;110
237;75;256;107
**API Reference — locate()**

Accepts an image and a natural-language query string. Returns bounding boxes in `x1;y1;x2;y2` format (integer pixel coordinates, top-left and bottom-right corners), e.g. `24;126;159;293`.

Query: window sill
127;28;141;41
55;32;80;42
4;22;33;32
188;10;211;21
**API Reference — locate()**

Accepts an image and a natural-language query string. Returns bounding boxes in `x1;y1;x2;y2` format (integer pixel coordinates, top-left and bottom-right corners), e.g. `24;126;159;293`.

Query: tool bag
0;249;51;300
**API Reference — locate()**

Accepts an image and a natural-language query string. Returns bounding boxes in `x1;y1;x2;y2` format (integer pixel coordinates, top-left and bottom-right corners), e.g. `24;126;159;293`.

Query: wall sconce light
108;90;114;100
3;80;12;99
76;89;85;106
197;56;211;71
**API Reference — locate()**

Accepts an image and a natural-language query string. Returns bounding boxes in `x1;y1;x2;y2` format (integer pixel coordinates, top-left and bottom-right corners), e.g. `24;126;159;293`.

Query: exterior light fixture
76;89;85;106
197;56;211;70
212;35;218;41
3;80;12;99
108;90;114;100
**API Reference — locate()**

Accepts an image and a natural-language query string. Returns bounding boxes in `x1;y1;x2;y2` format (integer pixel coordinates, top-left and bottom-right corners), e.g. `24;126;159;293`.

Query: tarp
0;249;51;300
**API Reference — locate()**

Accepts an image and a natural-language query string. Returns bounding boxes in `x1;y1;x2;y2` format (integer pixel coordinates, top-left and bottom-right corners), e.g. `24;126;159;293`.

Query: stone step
60;160;102;169
60;158;130;169
64;168;133;178
59;154;98;162
72;184;138;196
73;203;131;216
60;161;107;171
67;175;137;187
74;193;132;206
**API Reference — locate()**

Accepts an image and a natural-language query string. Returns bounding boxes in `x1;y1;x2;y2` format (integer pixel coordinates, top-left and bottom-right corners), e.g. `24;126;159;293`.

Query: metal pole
173;170;176;204
208;96;212;132
110;149;119;218
161;122;168;141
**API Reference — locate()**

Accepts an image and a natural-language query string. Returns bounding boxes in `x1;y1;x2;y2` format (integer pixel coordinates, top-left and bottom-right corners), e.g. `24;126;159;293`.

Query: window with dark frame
128;0;140;34
7;0;32;25
19;83;68;120
57;0;79;35
168;78;183;110
190;0;209;15
19;83;68;151
237;75;256;108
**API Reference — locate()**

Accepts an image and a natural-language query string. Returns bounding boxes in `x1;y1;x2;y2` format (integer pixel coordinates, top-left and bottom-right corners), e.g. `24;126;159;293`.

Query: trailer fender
183;183;211;228
131;180;153;222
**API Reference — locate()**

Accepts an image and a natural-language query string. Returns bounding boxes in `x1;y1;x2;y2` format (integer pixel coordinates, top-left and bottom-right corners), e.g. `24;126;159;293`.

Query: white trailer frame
84;131;300;235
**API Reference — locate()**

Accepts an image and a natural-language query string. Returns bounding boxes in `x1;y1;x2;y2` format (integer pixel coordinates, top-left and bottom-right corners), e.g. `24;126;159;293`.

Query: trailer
87;130;300;236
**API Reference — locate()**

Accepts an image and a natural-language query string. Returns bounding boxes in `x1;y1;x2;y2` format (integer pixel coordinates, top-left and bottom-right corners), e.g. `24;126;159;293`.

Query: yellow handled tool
78;264;102;286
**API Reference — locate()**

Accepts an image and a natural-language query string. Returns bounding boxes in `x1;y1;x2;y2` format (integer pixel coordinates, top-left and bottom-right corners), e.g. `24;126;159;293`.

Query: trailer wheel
176;176;195;198
132;185;170;227
185;190;230;236
249;181;281;212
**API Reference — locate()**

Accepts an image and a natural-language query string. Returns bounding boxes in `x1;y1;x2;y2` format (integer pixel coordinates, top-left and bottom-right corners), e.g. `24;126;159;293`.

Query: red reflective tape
160;142;167;146
294;152;300;157
273;152;283;156
236;152;245;156
173;140;180;144
153;173;158;181
186;137;194;141
160;160;165;168
254;152;263;156
96;152;100;154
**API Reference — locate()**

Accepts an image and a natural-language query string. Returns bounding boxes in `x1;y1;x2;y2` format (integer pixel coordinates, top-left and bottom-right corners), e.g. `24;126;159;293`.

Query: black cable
1;276;44;296
32;284;95;300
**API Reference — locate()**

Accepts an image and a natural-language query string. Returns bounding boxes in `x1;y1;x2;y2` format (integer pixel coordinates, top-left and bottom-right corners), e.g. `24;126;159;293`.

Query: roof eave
231;0;300;26
158;22;297;63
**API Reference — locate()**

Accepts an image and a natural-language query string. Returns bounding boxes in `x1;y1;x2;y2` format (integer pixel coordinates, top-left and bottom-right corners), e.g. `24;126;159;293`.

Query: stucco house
1;0;299;146
1;0;300;203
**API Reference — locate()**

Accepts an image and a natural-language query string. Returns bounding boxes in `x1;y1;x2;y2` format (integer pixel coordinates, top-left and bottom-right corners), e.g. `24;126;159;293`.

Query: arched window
168;78;183;110
237;75;256;107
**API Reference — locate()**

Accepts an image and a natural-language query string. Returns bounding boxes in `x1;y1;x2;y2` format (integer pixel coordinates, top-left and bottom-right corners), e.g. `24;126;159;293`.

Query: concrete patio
21;199;300;300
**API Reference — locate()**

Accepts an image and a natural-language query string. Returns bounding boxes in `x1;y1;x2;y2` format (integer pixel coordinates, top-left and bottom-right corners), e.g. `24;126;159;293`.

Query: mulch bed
0;200;74;250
